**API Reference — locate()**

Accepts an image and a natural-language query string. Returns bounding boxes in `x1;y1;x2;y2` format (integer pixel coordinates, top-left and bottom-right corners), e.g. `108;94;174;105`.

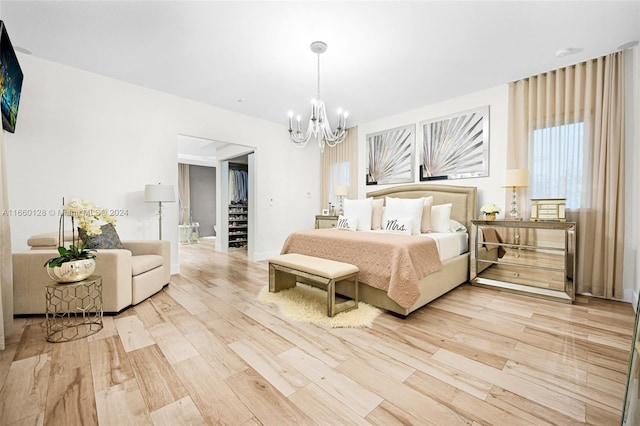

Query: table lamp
144;183;175;239
334;185;349;215
504;169;529;219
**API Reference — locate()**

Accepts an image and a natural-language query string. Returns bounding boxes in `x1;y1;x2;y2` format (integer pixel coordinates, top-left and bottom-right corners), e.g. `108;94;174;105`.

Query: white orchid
63;199;117;237
46;199;118;268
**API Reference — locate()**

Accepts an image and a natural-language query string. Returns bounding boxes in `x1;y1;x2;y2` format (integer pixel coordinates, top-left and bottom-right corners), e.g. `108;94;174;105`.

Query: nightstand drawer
315;215;338;229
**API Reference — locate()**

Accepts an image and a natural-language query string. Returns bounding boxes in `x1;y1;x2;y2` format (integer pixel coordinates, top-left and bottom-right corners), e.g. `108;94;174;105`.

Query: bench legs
269;263;358;317
327;275;359;317
269;265;296;292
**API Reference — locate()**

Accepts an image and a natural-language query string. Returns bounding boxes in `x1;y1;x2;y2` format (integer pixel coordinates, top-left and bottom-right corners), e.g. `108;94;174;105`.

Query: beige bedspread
280;229;443;309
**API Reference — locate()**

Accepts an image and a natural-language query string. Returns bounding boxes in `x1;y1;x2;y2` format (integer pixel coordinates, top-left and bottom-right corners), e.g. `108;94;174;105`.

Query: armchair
12;232;171;315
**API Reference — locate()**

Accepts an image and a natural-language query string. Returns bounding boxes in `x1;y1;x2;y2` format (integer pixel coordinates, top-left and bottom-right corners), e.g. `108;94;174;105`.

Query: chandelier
287;41;348;153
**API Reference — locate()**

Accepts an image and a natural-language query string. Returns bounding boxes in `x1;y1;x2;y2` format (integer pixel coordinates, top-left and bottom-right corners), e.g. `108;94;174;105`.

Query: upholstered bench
268;253;359;317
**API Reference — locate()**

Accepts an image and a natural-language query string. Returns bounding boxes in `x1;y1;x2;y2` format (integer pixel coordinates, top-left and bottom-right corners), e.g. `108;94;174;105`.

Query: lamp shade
334;185;349;197
504;169;529;188
144;184;175;203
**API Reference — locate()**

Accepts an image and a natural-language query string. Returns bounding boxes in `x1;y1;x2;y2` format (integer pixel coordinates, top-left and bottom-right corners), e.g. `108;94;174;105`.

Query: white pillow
431;203;452;233
383;197;425;235
336;215;358;231
343;198;373;231
449;219;467;233
420;196;434;233
382;217;413;235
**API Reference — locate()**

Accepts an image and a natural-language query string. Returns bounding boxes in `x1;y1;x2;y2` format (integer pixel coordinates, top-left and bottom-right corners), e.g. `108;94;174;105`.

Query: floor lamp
505;169;529;219
144;183;175;240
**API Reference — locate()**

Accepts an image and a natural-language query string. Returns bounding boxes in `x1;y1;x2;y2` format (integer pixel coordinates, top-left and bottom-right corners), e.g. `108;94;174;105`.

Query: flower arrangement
44;199;117;268
480;203;502;214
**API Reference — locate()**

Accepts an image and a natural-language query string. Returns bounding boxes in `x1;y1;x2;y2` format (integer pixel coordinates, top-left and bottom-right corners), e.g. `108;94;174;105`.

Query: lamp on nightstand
504;169;529;219
334;185;349;215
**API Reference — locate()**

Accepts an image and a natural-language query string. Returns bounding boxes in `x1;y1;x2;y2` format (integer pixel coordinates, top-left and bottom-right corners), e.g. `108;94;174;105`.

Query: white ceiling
3;1;640;130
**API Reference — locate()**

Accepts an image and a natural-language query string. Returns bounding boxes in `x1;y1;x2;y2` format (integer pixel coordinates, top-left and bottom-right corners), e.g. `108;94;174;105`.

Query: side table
45;275;104;343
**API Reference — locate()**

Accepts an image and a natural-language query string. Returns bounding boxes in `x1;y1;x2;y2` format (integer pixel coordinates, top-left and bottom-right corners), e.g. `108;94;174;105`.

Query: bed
281;183;477;316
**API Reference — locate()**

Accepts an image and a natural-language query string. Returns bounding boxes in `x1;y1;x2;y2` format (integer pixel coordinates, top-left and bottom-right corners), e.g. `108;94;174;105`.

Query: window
530;122;584;209
329;161;350;206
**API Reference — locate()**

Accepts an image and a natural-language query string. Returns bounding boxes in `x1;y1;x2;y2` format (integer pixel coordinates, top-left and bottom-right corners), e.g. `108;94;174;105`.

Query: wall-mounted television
0;20;23;133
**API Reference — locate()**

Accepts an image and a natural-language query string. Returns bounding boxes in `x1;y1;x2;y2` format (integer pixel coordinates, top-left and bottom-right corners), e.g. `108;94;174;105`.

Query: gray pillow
80;224;123;249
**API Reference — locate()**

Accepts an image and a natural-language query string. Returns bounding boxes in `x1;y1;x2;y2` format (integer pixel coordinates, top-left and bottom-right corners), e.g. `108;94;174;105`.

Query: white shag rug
258;284;381;328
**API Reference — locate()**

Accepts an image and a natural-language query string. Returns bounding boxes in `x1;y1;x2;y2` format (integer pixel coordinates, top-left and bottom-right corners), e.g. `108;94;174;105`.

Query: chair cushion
131;254;163;276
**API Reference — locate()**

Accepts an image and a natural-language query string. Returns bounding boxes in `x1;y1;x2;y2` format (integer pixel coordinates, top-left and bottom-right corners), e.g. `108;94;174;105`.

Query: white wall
356;85;510;213
5;54;320;271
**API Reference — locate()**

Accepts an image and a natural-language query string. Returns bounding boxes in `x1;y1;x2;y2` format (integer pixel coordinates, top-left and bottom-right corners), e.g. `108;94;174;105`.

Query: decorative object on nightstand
334;185;348;215
504;169;529;219
144;183;175;239
530;198;566;222
480;203;501;220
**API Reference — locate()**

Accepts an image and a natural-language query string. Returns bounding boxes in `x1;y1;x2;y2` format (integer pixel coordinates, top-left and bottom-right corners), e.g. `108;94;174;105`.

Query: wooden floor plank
0;354;50;425
127;344;188;412
224;368;315;425
94;379;152;426
149;396;207;426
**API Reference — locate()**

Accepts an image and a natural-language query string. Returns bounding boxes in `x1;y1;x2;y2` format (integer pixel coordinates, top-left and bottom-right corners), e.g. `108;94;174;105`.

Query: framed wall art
366;124;415;185
419;106;489;181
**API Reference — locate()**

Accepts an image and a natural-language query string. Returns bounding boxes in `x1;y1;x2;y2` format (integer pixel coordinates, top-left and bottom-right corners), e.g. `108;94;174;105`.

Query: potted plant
480;203;501;220
44;199;116;283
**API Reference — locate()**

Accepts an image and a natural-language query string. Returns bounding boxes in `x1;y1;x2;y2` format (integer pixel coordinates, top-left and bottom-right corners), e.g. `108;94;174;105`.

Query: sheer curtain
0;130;13;349
321;126;358;210
178;163;190;225
508;52;625;298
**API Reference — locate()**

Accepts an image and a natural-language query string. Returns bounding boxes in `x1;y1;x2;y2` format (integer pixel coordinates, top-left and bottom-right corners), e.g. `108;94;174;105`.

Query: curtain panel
320;126;358;210
178;163;190;225
507;52;625;298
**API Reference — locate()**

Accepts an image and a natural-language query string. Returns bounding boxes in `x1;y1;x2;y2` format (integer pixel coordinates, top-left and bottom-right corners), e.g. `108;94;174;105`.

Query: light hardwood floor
0;237;635;425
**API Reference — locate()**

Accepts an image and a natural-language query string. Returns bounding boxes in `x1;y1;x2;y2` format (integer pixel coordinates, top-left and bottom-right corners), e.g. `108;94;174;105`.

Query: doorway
177;134;256;261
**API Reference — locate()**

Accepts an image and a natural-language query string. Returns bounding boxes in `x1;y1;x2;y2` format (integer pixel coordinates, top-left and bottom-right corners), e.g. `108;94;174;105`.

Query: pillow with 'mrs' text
382;217;412;235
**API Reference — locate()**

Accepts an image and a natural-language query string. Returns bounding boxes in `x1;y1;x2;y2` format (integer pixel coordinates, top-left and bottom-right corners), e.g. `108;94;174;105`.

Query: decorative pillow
420;196;434;233
383;196;424;235
430;203;453;233
79;223;123;249
336;215;358;231
449;219;467;233
371;199;384;230
382;217;413;235
343;198;373;231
